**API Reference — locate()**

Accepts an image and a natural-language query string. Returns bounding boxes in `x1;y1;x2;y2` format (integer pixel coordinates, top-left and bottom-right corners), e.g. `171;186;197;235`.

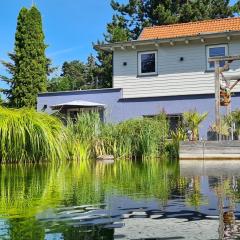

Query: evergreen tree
0;6;48;108
61;60;86;90
84;55;98;88
47;76;71;92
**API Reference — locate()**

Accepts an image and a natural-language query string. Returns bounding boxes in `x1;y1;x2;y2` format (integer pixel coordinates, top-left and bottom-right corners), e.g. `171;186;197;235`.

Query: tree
84;54;98;88
47;77;71;92
47;57;98;92
61;60;87;90
0;6;48;108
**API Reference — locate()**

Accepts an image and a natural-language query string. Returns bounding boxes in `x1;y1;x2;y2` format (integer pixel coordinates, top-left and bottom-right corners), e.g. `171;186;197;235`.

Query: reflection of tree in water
0;159;191;239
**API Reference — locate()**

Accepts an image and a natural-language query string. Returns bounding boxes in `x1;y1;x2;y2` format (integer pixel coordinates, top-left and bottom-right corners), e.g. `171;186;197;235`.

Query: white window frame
206;44;228;71
138;51;158;76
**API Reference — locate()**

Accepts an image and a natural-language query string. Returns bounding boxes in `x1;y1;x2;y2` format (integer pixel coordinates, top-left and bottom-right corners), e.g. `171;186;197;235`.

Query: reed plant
0;107;68;163
95;113;169;159
66;112;101;160
0;107;170;163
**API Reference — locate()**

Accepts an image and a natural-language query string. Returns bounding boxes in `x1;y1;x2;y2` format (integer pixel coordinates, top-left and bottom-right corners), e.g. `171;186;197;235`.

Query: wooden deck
179;141;240;160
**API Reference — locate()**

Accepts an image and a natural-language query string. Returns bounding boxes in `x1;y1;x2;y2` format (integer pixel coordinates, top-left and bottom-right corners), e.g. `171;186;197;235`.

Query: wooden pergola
209;55;240;141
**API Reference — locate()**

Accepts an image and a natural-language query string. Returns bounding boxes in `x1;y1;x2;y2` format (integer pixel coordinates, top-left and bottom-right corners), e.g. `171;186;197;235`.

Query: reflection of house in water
180;160;240;239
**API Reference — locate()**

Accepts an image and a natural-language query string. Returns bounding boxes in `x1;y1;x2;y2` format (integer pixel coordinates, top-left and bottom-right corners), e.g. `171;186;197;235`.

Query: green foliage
66;112;101;160
47;76;71;92
167;127;187;158
0;107;67;163
0;6;48;108
66;112;169;160
183;110;208;140
61;60;86;89
0;109;170;163
47;55;98;92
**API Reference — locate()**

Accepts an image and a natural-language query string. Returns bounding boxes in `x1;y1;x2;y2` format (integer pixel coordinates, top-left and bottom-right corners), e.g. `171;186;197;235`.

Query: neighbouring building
37;17;240;139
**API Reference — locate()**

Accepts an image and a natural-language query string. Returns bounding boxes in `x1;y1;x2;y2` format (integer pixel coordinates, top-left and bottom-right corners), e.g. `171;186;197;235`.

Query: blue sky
0;0;127;88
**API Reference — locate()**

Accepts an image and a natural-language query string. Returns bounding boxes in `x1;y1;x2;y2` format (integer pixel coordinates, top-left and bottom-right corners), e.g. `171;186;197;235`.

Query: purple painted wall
38;89;240;139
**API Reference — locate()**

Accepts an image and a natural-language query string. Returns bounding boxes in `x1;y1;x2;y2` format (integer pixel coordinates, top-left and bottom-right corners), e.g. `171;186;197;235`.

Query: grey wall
38;89;240;139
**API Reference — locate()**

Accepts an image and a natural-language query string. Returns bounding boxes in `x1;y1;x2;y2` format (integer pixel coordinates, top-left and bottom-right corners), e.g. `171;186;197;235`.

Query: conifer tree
0;6;48;108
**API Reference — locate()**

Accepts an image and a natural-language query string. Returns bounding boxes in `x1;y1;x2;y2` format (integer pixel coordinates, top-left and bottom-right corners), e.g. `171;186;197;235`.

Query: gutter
95;30;240;52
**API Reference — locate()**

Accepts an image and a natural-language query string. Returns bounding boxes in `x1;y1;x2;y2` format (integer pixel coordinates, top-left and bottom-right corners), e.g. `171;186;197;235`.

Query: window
138;51;157;76
206;44;228;70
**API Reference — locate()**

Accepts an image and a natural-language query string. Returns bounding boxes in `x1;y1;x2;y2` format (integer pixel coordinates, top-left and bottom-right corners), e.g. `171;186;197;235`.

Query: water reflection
0;160;240;239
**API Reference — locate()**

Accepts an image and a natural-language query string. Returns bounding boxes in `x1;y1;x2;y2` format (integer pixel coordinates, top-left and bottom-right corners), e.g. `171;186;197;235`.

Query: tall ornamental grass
68;112;169;159
0;107;67;163
96;117;169;159
66;112;101;160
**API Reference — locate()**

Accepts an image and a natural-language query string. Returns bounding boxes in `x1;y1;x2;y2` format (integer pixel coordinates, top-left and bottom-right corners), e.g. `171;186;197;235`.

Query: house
37;17;240;139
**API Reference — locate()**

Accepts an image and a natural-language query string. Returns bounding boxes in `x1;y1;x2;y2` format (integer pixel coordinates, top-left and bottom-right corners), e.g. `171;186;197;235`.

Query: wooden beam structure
208;55;240;141
215;61;221;141
209;55;240;62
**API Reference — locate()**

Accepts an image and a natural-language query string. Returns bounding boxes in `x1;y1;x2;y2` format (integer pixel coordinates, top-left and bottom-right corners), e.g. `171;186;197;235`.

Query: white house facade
38;17;240;139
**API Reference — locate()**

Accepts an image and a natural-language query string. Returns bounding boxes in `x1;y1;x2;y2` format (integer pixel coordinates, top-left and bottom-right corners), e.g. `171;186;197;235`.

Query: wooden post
215;61;221;141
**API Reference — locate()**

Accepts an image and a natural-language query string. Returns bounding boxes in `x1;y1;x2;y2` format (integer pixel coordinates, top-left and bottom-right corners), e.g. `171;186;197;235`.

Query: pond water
1;159;240;239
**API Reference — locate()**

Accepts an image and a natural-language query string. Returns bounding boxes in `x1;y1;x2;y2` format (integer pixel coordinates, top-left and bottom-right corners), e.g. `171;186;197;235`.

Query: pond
1;159;240;239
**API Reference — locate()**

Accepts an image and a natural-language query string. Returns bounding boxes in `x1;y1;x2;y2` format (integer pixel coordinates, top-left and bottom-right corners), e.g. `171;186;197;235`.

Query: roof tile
139;17;240;40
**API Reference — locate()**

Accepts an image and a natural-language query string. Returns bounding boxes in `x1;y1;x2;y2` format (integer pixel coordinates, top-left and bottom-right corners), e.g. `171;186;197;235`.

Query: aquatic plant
95;113;169;159
0;107;67;163
183;110;208;141
66;112;101;160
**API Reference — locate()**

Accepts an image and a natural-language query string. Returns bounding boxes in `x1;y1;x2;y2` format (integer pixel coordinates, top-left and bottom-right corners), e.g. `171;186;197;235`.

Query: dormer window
206;44;228;71
138;51;157;76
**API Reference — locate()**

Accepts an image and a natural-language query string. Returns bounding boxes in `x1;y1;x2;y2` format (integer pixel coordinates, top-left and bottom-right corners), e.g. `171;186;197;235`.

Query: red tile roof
139;17;240;40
